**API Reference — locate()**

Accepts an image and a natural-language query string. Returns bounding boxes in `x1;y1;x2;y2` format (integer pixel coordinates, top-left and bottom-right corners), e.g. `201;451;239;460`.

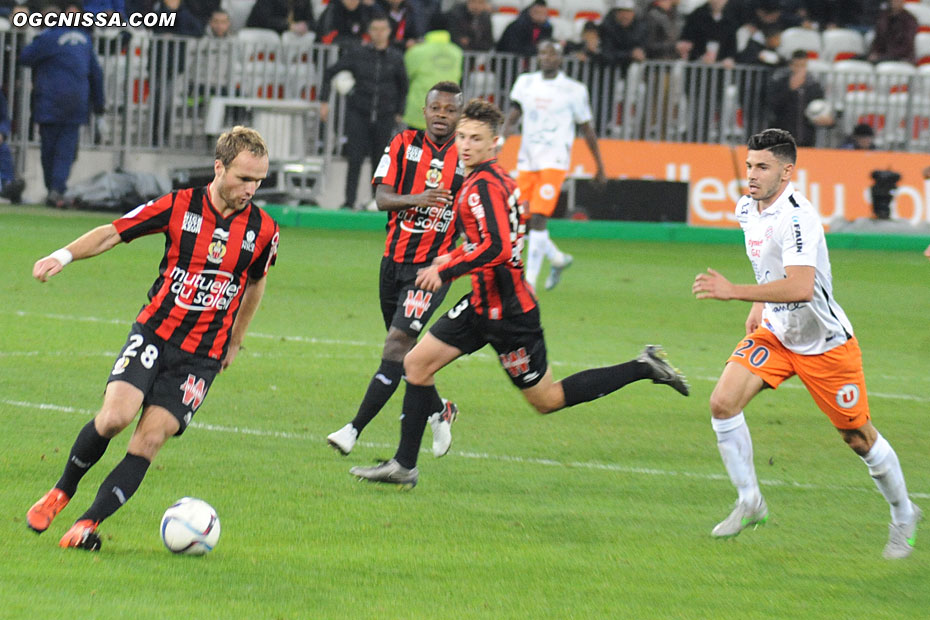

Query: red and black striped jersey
372;128;465;264
112;185;279;360
437;159;537;320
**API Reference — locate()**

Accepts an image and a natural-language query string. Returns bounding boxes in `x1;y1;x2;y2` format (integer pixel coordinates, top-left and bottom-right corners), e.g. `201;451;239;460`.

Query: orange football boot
26;488;70;533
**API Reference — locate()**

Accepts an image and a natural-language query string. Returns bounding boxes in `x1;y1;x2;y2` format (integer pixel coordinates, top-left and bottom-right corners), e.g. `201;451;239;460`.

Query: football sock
544;235;565;266
561;361;651;407
394;381;443;469
526;229;547;289
350;359;405;434
80;453;150;524
56;419;112;498
711;413;761;507
861;432;914;524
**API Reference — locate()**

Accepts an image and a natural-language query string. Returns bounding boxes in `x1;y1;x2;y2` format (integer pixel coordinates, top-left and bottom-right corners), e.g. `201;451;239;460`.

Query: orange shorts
517;169;567;217
727;327;871;430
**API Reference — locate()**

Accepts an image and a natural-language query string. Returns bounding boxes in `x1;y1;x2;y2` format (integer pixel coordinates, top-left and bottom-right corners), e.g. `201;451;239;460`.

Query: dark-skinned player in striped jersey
351;99;689;488
27;126;279;550
327;82;465;460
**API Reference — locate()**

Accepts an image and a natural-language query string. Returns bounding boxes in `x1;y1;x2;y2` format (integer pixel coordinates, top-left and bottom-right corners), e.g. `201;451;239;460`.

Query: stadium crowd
0;1;910;65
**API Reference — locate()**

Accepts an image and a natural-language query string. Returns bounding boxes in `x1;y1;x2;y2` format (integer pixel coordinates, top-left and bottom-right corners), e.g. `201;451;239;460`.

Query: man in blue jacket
19;4;105;208
0;90;26;203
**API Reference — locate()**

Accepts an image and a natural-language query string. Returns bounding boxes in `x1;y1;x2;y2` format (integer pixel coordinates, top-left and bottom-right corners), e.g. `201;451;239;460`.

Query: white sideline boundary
3;397;928;500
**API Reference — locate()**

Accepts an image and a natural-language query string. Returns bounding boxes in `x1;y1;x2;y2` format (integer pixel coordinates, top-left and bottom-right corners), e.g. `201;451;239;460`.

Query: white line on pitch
3;397;927;500
7;310;929;404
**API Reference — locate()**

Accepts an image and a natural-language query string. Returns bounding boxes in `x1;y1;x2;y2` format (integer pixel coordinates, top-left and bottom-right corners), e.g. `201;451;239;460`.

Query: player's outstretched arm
33;223;122;282
693;265;814;303
222;275;267;371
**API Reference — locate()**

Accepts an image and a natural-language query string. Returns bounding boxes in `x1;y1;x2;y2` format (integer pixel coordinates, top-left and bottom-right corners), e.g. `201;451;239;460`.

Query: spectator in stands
83;0;127;19
0;90;25;203
679;0;738;65
148;0;203;146
867;0;918;65
205;8;231;37
644;0;684;60
736;0;800;35
841;123;876;150
765;50;829;147
599;0;647;71
319;14;407;209
19;2;104;208
247;0;315;36
566;20;607;64
496;0;552;57
184;0;219;25
379;0;422;50
402;13;461;129
317;0;373;46
446;0;493;52
735;24;784;67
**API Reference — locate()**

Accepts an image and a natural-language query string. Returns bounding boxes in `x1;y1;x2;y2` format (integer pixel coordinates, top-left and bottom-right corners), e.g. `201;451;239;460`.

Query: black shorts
379;256;451;337
429;294;548;388
107;322;221;435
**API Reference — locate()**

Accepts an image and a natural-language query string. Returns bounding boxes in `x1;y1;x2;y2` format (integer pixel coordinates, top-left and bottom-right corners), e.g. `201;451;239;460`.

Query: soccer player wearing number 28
692;129;920;559
27;126;279;551
350;99;689;488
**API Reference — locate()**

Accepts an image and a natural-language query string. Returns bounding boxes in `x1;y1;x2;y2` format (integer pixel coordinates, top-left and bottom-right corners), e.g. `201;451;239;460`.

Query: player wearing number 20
692;129;919;559
27;126;279;551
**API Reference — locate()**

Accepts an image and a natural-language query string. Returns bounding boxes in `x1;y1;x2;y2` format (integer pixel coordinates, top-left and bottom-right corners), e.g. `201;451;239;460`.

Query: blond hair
215;126;268;167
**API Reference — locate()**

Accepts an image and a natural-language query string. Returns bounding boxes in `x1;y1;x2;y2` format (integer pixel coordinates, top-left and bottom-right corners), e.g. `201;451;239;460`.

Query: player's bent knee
708;390;740;419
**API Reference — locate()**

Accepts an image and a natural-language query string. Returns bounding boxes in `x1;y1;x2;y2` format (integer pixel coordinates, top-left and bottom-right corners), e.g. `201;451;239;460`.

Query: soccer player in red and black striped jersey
27;126;279;550
326;81;465;459
351;100;690;488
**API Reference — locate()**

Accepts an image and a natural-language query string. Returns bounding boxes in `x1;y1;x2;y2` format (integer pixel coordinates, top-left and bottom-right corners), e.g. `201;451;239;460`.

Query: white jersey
509;71;593;172
735;182;854;355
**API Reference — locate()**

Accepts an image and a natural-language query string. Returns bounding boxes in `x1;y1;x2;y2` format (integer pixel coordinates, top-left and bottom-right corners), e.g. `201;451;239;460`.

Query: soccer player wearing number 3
693;129;920;559
350;99;688;488
26;127;279;551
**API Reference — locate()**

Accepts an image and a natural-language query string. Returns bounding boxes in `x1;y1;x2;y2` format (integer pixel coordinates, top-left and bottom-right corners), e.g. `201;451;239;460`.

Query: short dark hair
790;49;808;61
462;98;503;134
426;81;464;106
852;123;874;137
747;129;797;164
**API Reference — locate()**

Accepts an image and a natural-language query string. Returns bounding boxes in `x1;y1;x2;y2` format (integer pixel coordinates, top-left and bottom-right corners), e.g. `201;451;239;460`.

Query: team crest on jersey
241;229;256;252
425;159;444;189
206;228;229;264
406;145;423;163
182;212;202;234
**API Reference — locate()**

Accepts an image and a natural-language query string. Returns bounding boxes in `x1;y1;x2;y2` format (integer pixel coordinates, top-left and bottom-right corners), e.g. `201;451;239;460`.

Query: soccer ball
804;98;833;124
332;70;355;96
160;497;221;555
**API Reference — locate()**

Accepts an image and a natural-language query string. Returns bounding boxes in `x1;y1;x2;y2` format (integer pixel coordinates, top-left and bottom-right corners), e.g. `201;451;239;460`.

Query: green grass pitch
2;206;929;619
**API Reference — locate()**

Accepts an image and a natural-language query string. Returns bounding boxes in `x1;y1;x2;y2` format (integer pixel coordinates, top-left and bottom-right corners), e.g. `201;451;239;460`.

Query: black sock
394;382;443;469
350;359;405;433
80;453;151;524
56;420;111;498
561;361;650;408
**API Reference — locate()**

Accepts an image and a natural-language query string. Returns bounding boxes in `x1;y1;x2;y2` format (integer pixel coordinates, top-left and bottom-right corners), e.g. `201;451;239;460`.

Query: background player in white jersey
503;40;606;292
692;129;920;559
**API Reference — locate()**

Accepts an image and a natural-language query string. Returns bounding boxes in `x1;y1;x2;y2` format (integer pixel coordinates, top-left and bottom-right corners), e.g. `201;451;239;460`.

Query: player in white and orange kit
692;128;920;559
503;40;605;292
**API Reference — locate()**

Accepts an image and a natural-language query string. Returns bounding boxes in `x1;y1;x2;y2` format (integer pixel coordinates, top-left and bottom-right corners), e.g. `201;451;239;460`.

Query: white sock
544;235;565;266
712;413;761;507
861;432;913;524
526;229;547;289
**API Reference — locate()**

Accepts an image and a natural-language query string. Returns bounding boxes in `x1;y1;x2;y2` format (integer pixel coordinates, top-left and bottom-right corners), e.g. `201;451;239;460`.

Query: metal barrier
2;29;929;181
